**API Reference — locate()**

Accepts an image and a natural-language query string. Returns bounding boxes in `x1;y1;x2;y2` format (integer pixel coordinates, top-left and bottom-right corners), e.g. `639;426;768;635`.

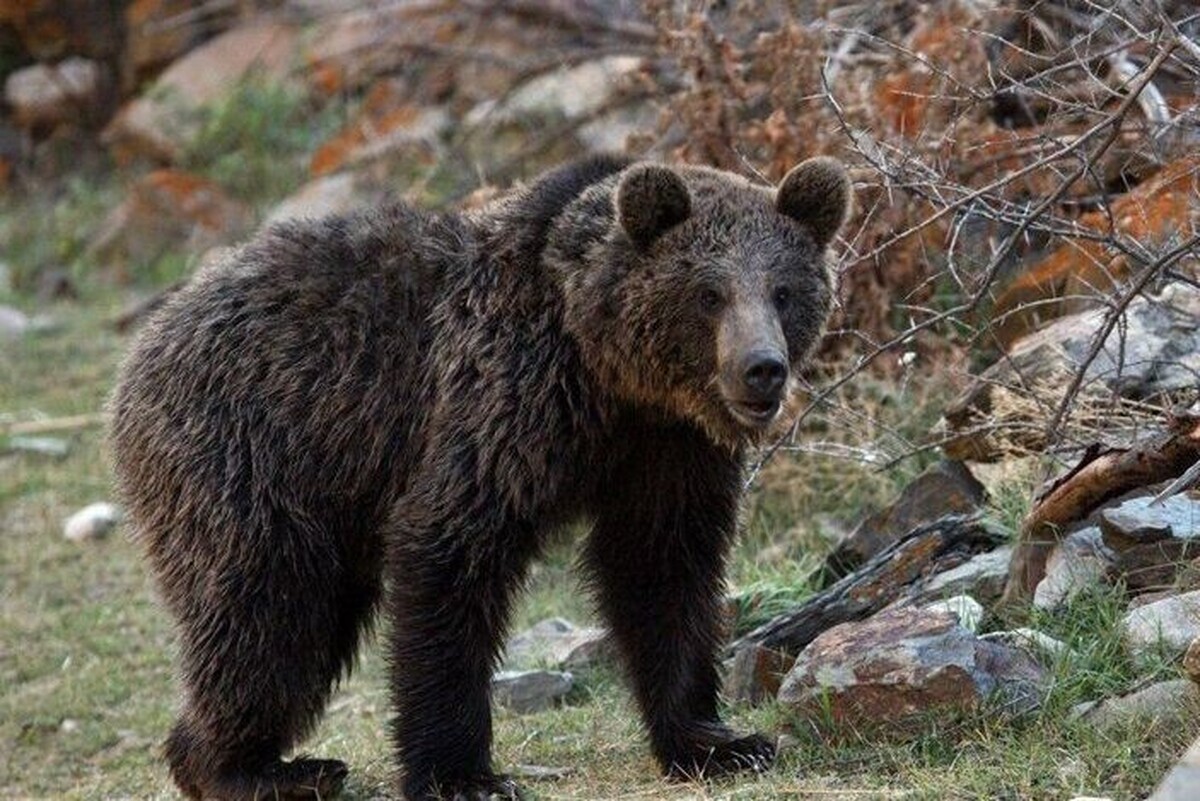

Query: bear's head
550;158;852;448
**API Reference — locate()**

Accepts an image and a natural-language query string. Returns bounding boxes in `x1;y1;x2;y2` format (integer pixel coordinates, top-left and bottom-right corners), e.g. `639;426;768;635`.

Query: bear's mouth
725;398;781;428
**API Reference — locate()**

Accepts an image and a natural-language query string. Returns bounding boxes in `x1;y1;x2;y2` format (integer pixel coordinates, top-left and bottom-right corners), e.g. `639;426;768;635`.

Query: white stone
1034;527;1113;611
63;502;122;542
1124;591;1200;662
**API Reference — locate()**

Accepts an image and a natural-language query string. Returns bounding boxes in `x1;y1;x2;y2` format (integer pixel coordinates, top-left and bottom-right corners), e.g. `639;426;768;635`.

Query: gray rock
1148;734;1200;800
923;595;984;633
469;56;643;125
1074;680;1200;729
63;502;122;542
504;618;613;671
1100;494;1200;546
777;607;1046;733
1034;527;1114;611
913;545;1013;605
943;282;1200;461
492;669;573;714
1124;591;1200;661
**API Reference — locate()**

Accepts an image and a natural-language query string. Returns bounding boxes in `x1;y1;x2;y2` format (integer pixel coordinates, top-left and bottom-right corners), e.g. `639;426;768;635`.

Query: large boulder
777;607;1046;734
103;20;299;164
942;282;1200;462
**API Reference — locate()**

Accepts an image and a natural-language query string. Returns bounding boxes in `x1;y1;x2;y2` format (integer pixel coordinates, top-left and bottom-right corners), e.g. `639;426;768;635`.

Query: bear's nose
741;350;787;399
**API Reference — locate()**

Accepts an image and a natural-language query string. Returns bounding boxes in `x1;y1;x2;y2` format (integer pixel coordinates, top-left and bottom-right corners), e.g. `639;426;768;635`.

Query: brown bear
109;153;852;800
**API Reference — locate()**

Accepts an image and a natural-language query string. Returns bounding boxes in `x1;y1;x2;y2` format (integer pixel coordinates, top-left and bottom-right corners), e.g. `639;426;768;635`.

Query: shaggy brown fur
109;154;851;800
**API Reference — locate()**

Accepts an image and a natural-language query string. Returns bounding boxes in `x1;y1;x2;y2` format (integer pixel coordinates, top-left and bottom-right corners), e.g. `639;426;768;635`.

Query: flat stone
63;502;122;542
492;669;573;714
1075;680;1200;730
1100;494;1200;550
1034;527;1114;611
777;607;1046;734
1123;591;1200;662
913;545;1013;605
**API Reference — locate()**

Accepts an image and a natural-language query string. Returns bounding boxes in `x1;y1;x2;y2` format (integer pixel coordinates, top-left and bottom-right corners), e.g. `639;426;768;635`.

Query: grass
3;80;1197;801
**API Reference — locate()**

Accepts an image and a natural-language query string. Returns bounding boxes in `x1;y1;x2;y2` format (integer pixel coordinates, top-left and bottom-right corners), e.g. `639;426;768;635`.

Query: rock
1033;527;1115;611
103;20;299;163
913;545;1013;605
472;56;643;126
980;628;1073;661
0;305;30;338
942;282;1200;462
815;460;987;586
86;170;251;277
5;436;71;458
1074;680;1200;730
1183;638;1200;684
492;670;573;714
777;607;1046;734
1148;734;1200;800
4;57;105;133
309;79;448;176
1100;494;1200;547
503;618;612;671
1123;591;1200;662
63;502;122;542
1098;492;1200;593
121;0;244;94
726;644;795;706
923;595;983;633
263;173;372;227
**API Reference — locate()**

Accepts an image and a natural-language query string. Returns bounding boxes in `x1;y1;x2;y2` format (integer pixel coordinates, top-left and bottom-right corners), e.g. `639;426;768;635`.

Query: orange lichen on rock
991;156;1200;348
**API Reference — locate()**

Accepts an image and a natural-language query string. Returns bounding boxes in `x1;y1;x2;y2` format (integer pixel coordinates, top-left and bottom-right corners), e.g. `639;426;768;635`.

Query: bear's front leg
386;477;538;801
584;425;776;781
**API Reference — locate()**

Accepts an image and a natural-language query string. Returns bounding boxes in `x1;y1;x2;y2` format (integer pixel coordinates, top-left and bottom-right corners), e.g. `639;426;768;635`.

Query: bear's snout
720;347;788;428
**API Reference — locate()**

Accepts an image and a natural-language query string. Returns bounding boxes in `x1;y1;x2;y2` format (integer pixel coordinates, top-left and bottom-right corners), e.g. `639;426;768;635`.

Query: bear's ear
776;157;852;248
616;165;691;249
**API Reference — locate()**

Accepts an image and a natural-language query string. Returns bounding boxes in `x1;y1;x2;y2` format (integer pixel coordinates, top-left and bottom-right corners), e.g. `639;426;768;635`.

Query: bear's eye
698;287;724;314
773;286;792;310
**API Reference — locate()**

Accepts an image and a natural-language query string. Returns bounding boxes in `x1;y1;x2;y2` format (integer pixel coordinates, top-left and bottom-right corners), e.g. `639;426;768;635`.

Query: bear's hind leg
163;522;381;800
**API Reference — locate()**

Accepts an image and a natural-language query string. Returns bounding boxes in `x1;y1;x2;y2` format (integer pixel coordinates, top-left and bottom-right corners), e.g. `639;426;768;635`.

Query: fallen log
1000;410;1200;606
728;514;1004;656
